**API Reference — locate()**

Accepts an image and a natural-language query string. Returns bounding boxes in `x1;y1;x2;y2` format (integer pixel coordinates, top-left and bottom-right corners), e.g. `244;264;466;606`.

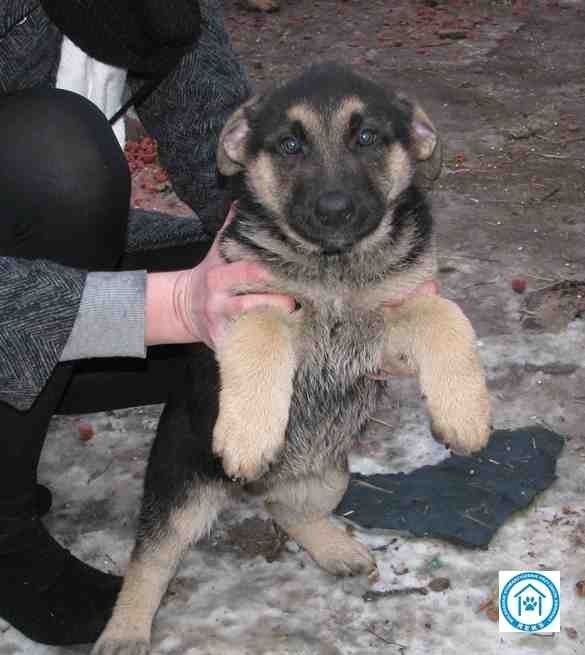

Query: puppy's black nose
315;191;355;224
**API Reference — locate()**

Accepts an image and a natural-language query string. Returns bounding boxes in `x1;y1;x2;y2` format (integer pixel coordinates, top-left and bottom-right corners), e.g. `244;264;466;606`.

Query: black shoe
0;518;122;645
35;484;52;517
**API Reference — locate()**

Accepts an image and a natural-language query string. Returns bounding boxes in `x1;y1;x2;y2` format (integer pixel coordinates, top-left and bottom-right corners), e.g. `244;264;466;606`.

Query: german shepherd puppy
93;64;490;654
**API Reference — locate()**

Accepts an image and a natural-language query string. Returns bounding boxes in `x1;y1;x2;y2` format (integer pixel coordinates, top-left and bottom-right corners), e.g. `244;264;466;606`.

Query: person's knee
0;88;130;269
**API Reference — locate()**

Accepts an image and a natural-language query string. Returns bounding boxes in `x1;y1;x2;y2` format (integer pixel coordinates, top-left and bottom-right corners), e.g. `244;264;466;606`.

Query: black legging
0;87;210;437
0;87;214;646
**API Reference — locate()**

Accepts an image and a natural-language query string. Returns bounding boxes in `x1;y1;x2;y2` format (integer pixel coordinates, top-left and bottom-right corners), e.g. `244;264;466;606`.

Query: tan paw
424;370;491;455
302;528;377;577
213;408;286;482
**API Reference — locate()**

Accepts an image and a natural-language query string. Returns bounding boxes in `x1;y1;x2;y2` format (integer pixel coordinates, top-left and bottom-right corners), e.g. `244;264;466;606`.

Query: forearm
144;270;200;346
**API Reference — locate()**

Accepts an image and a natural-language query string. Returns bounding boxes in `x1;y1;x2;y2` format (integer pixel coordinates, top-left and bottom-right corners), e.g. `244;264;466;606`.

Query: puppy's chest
296;307;384;384
281;307;385;469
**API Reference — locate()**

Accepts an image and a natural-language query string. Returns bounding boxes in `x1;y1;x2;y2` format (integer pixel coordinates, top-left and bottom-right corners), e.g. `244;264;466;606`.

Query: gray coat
0;0;249;410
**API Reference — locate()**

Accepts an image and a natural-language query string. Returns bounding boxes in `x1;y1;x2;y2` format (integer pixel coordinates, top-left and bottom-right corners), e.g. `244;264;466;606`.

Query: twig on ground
536;134;585;146
461;511;493;529
363;587;428;602
87;461;113;484
369;416;393;429
536;186;561;203
533;152;581;160
365;626;408;652
460;278;499;290
353;479;396;496
519;305;541;318
446;254;501;264
523;273;559;283
530;283;563;293
418;41;453;48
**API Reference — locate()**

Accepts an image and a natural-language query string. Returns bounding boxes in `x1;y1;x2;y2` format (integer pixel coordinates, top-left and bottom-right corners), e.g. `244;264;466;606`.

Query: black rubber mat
335;426;564;548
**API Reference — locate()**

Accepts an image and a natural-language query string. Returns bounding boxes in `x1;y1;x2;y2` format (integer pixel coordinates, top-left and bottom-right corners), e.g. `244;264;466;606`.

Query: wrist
145;270;201;346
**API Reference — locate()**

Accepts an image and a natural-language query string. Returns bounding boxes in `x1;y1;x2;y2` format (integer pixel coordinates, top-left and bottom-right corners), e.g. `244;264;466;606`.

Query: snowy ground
1;323;584;655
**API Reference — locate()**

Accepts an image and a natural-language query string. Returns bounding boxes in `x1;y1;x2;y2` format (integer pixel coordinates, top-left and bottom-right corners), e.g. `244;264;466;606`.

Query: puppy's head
218;64;441;255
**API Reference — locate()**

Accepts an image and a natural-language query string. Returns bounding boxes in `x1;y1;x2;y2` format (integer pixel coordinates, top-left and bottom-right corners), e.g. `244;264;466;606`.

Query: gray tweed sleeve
0;1;61;94
130;0;250;233
59;270;147;362
0;256;85;411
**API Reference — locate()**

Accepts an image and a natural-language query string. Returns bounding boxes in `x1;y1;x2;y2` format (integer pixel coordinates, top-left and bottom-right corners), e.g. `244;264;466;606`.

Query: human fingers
414;279;440;296
205;260;273;294
381;279;440;309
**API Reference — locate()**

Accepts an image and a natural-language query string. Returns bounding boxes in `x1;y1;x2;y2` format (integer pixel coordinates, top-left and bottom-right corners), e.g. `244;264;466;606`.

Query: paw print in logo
523;596;538;611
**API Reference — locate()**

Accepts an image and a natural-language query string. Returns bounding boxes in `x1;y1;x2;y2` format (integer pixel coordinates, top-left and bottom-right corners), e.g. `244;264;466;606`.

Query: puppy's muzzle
315;191;356;226
307;190;361;254
290;187;383;254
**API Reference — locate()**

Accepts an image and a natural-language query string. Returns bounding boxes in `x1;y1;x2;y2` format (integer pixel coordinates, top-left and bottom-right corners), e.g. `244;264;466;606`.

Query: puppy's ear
411;104;443;192
409;103;438;161
398;94;443;192
217;96;262;176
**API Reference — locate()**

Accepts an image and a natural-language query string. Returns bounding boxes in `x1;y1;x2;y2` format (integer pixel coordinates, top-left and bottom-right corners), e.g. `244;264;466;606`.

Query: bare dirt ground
2;1;584;654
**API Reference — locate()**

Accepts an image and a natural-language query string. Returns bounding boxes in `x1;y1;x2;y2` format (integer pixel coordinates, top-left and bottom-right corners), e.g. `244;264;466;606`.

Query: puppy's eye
357;128;378;147
280;136;302;155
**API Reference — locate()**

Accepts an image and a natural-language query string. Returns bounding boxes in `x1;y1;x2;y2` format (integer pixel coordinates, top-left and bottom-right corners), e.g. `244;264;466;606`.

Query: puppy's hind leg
266;468;376;577
92;480;230;655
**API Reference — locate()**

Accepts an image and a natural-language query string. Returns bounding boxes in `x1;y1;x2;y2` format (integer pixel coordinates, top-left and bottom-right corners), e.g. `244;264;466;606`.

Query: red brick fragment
511;277;528;294
78;421;95;442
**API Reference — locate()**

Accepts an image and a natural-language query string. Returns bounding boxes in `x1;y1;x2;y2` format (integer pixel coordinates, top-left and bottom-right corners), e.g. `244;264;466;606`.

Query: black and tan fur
93;65;490;655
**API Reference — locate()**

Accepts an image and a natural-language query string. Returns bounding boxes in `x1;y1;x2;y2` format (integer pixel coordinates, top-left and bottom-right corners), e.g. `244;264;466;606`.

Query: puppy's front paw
213;409;286;482
424;368;490;455
91;638;150;655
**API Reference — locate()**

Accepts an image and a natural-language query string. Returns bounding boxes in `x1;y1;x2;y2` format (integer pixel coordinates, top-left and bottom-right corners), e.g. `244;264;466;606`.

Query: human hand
167;205;295;350
381;279;439;308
